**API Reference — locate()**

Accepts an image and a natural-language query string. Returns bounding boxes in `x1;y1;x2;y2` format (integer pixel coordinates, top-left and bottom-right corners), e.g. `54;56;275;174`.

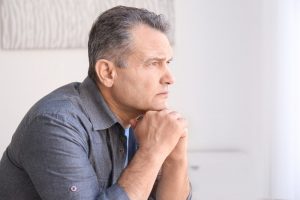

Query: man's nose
161;66;175;85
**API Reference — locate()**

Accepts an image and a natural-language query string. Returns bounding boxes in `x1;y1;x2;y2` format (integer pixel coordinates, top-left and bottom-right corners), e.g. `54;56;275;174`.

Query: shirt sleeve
20;114;129;200
186;182;193;200
148;175;192;199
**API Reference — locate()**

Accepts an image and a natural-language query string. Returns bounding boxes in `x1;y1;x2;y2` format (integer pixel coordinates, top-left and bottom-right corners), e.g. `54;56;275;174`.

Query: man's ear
95;59;117;87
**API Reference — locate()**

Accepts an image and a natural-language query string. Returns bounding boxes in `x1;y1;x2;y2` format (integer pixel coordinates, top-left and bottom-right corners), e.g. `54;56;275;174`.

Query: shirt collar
79;76;119;131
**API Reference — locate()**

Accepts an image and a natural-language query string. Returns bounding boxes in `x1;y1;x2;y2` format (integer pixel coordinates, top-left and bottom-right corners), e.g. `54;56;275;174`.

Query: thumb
129;118;138;129
129;115;143;129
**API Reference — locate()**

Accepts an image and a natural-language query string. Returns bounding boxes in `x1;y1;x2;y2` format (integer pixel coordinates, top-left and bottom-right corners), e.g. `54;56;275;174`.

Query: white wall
1;0;295;199
264;0;300;199
172;0;270;199
0;49;88;154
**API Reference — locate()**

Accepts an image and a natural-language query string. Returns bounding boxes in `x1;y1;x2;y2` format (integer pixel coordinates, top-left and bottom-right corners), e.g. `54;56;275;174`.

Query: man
0;6;191;200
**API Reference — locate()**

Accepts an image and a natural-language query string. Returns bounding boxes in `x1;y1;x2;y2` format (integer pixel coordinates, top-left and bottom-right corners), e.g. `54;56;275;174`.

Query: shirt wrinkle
79;77;119;131
0;77;131;200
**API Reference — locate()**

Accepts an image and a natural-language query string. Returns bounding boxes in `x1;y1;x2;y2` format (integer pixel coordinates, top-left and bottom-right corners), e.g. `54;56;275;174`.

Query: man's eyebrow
167;57;173;62
144;57;173;63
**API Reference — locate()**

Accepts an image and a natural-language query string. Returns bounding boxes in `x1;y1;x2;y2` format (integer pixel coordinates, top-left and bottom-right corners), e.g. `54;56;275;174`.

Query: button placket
119;135;127;155
119;147;125;154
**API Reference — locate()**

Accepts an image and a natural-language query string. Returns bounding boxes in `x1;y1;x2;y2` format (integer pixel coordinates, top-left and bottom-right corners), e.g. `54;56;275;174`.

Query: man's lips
157;91;169;96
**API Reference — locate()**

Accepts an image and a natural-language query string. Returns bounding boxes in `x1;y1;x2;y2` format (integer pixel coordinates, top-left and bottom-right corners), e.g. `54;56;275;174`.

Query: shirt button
120;136;126;143
119;148;124;154
70;185;77;192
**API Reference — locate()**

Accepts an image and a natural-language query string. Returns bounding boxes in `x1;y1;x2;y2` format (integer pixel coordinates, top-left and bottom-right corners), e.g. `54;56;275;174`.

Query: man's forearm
118;149;165;200
120;110;188;199
155;158;190;200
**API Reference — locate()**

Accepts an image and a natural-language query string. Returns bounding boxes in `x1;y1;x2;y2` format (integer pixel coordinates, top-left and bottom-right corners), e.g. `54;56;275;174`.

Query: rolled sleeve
186;181;192;200
97;183;129;200
149;177;192;200
20;114;129;200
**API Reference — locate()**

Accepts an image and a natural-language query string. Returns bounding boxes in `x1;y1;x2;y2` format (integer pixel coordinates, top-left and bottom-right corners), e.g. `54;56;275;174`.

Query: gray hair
88;6;170;82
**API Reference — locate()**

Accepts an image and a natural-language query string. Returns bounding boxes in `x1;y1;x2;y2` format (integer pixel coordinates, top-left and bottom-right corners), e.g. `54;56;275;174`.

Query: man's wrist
164;152;188;165
135;148;166;166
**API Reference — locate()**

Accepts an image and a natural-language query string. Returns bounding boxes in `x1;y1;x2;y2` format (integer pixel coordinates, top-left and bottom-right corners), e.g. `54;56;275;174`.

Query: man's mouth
157;91;169;97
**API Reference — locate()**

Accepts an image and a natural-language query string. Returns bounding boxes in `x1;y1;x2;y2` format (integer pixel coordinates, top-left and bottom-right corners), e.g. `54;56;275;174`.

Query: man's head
88;6;170;82
88;6;174;121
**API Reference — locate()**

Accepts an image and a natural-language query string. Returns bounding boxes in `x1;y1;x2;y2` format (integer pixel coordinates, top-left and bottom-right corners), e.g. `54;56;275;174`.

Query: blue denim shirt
0;77;137;199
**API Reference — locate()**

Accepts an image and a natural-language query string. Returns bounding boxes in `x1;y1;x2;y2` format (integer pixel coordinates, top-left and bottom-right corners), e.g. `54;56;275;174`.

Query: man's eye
151;62;159;66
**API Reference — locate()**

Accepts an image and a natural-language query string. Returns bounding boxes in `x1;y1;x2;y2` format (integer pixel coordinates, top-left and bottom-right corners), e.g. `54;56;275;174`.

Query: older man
0;6;191;200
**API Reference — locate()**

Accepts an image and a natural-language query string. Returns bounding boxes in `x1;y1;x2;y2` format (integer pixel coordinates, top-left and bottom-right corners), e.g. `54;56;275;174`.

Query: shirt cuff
97;183;130;200
186;181;192;200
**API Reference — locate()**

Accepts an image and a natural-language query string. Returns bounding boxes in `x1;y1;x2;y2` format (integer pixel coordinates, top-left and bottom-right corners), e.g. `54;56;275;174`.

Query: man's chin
149;104;168;111
138;102;168;113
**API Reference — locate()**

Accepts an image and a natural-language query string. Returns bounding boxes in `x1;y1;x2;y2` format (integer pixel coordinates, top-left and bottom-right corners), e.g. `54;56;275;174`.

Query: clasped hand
130;109;188;162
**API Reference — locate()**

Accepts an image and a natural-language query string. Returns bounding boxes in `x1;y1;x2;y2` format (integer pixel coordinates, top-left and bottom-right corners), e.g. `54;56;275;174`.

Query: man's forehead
126;25;172;63
130;25;172;50
132;48;173;62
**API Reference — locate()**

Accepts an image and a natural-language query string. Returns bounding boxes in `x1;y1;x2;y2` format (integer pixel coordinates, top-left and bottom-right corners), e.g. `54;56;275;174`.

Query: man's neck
97;85;140;128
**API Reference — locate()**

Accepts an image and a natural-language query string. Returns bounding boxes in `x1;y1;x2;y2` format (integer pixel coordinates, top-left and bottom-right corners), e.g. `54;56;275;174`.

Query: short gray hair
88;6;170;82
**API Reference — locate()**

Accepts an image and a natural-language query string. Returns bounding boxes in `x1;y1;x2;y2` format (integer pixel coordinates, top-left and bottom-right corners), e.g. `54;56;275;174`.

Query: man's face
111;24;174;114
